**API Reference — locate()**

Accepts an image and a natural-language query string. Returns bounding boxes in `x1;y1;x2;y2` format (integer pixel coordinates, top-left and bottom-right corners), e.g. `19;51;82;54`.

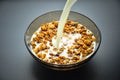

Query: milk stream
55;0;77;49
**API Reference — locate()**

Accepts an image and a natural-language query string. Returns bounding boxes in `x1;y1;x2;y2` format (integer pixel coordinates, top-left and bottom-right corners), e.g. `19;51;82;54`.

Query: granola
30;20;96;64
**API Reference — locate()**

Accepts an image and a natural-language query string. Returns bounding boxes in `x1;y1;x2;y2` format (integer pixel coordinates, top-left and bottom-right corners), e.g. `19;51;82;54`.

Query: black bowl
24;10;101;70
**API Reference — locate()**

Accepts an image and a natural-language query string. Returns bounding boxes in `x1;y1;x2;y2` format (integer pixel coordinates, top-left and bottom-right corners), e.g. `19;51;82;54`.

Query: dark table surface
0;0;120;80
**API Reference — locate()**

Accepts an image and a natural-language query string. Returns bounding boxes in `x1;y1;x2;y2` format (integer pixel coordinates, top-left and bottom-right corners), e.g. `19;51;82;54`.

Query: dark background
0;0;120;80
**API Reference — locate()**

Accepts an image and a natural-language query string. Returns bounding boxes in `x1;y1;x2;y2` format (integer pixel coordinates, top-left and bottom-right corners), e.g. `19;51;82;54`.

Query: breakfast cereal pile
29;20;96;64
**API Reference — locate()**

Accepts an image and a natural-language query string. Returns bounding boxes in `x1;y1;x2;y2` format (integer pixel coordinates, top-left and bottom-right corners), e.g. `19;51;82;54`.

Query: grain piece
92;37;96;42
45;35;50;40
52;21;58;27
59;47;65;52
53;48;58;51
29;41;36;49
41;53;46;59
33;48;39;54
74;44;80;49
49;59;55;63
82;44;88;50
86;48;93;54
34;31;38;35
37;33;44;39
42;40;47;44
52;31;57;35
72;56;80;63
54;57;60;63
74;50;81;55
49;42;53;46
44;49;48;53
49;53;56;56
82;50;89;57
38;45;42;51
68;54;73;57
71;21;79;27
32;37;39;43
59;56;65;59
41;24;48;31
68;48;73;54
76;40;84;46
43;58;48;62
48;23;56;29
77;24;82;29
84;39;92;46
64;58;70;64
41;43;47;50
37;53;42;58
57;51;63;54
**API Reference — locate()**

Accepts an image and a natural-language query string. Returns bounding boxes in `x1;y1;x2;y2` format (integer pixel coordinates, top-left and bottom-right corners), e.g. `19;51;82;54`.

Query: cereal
33;48;39;54
41;25;48;31
37;53;46;59
29;41;36;49
49;59;55;63
53;48;58;51
37;33;44;38
49;42;53;46
41;43;47;50
41;53;46;59
48;23;55;29
52;21;58;27
84;39;92;46
30;20;96;64
37;53;42;58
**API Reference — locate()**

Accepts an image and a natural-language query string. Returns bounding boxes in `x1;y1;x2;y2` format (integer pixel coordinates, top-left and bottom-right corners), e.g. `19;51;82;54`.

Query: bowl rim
24;10;102;67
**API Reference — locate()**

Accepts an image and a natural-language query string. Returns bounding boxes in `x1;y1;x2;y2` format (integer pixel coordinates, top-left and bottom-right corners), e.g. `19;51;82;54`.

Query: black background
0;0;120;80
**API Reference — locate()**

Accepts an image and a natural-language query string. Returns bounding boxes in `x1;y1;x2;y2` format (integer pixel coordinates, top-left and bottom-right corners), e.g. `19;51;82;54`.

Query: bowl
24;10;101;70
